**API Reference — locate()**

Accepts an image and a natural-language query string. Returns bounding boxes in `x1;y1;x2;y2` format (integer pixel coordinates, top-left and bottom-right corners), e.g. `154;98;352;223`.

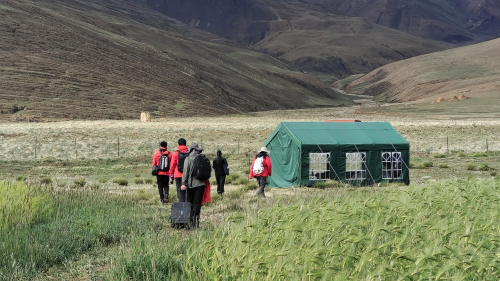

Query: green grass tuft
40;176;53;185
432;153;447;158
112;178;129;186
466;163;476;171
74;177;86;187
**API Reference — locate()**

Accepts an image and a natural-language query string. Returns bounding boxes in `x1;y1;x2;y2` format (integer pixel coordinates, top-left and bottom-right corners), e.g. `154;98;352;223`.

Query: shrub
478;163;493;171
225;174;240;184
88;183;100;190
16;175;27;182
74;178;86;187
423;162;433;168
409;162;415;169
313;180;342;189
233;177;248;185
472;152;488;157
432;153;446;158
112;178;129;186
466;164;476;171
40;177;53;185
226;188;245;200
457;152;467;157
490;171;497;177
43;156;57;163
242;181;258;191
438;164;449;168
135;173;141;178
99;178;108;183
134;178;144;184
145;178;153;184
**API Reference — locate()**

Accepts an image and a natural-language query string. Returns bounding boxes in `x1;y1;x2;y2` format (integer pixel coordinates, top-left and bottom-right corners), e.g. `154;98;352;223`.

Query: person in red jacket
249;146;272;197
152;141;172;204
168;138;189;202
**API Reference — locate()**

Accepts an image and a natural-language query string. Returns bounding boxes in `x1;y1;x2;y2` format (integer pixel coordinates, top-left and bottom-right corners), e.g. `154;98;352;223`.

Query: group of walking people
152;138;272;227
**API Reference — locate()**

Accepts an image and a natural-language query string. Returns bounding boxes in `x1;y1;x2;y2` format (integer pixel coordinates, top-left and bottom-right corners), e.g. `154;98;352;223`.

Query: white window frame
345;152;366;180
382;152;403;179
309;153;330;180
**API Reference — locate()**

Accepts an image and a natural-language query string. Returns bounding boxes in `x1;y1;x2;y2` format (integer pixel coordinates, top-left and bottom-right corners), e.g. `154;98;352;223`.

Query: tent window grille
346;152;366;180
382;152;403;179
309;153;330;180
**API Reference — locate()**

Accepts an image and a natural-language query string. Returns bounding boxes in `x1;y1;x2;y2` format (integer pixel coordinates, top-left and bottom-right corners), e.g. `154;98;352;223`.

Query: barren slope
344;38;500;105
252;3;452;80
0;0;348;121
293;0;500;42
140;0;452;81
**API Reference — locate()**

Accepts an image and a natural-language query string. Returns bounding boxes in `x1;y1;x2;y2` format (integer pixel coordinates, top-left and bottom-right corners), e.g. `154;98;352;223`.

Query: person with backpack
181;143;211;227
168;138;189;202
212;150;228;196
152;141;172;204
249;146;272;197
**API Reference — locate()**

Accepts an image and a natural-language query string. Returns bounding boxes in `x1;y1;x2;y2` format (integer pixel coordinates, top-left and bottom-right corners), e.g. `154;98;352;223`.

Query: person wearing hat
249;146;272;197
181;143;208;226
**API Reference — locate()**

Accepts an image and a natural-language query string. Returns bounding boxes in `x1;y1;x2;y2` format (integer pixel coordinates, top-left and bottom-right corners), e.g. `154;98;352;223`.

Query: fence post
75;139;77;159
118;137;120;158
486;139;488;152
237;139;239;156
35;137;37;160
447;136;449;154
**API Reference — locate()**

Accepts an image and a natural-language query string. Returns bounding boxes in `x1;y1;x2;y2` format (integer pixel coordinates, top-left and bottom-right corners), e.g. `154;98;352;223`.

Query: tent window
346;152;366;180
382;152;403;179
309;153;330;180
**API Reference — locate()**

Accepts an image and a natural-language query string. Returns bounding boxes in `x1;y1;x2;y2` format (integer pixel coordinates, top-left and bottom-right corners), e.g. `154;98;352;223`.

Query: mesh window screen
382;152;403;179
346;152;366;180
309;153;330;180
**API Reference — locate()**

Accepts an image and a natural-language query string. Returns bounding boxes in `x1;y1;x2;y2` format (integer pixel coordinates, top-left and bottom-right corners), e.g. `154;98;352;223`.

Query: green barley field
1;109;500;280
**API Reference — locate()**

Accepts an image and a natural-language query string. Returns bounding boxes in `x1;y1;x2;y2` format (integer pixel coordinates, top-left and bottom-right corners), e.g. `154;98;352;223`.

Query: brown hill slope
141;0;452;81
344;38;500;104
0;0;348;121
295;0;500;42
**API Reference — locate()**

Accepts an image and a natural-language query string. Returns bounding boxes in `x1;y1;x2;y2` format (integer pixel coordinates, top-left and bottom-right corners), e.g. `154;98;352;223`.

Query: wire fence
0;119;498;161
0;136;258;163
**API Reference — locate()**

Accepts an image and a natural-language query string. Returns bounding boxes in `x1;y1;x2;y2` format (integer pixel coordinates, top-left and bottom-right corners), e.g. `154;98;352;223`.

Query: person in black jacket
212;150;228;195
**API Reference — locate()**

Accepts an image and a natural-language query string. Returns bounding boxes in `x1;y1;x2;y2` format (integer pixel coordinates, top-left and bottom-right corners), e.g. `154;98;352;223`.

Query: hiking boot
164;198;169;204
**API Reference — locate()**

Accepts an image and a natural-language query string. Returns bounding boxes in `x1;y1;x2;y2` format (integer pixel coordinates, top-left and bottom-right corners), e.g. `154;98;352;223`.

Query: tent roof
264;122;408;147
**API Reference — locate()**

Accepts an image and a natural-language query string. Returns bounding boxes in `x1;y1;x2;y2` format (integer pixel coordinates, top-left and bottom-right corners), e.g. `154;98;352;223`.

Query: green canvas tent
263;122;410;187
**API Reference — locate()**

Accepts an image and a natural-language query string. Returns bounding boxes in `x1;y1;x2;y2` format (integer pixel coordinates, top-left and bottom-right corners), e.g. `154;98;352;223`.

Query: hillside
342;38;500;107
0;0;348;121
141;0;452;81
287;0;500;42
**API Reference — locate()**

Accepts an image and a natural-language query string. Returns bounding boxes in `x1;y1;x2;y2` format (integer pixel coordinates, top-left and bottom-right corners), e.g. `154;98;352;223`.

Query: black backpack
177;150;190;173
158;151;170;172
192;154;211;180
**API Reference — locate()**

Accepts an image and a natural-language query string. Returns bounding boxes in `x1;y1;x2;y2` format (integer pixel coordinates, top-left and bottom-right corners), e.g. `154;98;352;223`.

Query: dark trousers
175;177;186;202
156;175;169;201
186;185;205;226
216;175;226;194
256;176;267;196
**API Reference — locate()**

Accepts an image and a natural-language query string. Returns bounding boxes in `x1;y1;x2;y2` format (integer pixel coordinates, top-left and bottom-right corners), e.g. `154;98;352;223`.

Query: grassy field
1;108;499;279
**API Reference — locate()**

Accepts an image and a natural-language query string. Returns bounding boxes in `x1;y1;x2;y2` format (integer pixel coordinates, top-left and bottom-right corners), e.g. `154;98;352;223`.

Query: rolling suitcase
171;201;191;229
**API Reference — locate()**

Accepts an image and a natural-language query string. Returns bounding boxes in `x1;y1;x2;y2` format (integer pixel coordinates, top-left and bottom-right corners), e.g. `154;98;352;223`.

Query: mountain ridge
0;0;349;121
